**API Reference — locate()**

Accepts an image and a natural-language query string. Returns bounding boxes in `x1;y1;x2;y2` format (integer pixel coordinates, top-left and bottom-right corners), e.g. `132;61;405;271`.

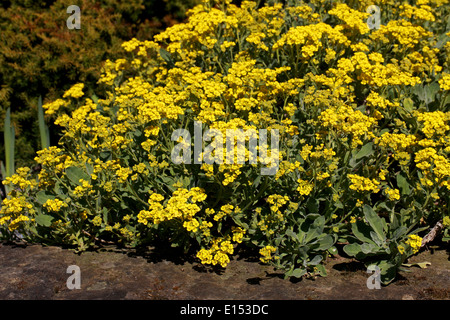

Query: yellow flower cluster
213;204;235;221
415;111;450;138
267;194;289;213
443;216;450;228
385;188;400;201
399;3;435;21
43;198;68;212
351;51;420;87
318;103;376;147
329;3;370;35
415;147;450;190
2;0;449;277
371;20;432;48
259;245;277;263
73;179;95;197
137;188;207;226
439;73;450;90
273;22;349;58
196;237;235;268
406;234;422;254
0;195;35;231
2;167;36;190
231;226;246;243
63;83;85;99
297;179;314;196
348;174;380;193
376;133;417;166
42;98;69;116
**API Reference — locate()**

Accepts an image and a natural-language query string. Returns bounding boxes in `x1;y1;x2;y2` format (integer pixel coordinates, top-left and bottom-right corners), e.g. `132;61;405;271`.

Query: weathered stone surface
0;241;448;300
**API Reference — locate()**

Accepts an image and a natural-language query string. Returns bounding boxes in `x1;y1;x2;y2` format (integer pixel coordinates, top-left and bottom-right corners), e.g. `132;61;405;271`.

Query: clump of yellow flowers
1;0;449;283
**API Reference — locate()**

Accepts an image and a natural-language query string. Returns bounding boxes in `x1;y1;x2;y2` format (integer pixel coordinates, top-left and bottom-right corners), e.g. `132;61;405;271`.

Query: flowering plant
1;0;449;284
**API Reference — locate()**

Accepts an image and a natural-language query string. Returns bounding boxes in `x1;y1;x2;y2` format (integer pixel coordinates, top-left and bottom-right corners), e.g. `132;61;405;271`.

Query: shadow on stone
124;240;197;266
332;260;366;273
246;271;287;285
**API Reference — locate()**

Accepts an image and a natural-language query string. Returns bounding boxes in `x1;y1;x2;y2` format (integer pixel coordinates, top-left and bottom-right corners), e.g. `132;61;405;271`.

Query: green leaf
4;107;15;178
403;97;414;112
396;173;411;195
102;207;109;225
355;142;374;160
315;264;327;277
402;261;431;269
352;220;377;245
424;82;440;104
363;205;386;243
85;162;94;176
435;32;450;49
313;234;335;251
159;48;174;67
286;228;299;242
390;225;407;241
361;242;377;254
290;267;307;278
36;190;55;205
303;216;325;243
100;151;112;162
156;175;177;191
376;260;398;285
0;161;9;196
251;175;261;189
35;212;53;227
414;84;425;102
343;243;362;257
65;166;90;185
309;255;323;265
328;246;338;255
91;94;99;104
37;95;50;150
370;231;385;247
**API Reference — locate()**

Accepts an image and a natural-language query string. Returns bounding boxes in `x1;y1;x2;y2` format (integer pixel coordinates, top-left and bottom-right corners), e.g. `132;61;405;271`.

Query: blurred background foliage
0;0;200;169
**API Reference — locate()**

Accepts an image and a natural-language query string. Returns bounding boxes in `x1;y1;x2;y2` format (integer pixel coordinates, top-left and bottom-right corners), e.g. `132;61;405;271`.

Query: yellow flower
42;99;69;116
397;245;405;255
443;216;450;228
259;245;277;263
63;83;85;99
329;3;370;34
385;188;400;201
347;174;380;193
231;226;246;243
439;73;450;91
196;248;213;265
43;198;68;212
92;216;102;227
399;4;435;22
297;179;313;196
183;219;200;232
406;235;422;254
116;166;133;183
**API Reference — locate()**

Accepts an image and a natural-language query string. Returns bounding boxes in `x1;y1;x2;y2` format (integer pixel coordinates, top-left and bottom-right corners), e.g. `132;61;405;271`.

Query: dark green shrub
0;0;199;168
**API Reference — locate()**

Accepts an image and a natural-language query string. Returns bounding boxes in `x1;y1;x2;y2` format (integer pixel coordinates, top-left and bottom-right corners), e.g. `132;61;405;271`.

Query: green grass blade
4;107;15;178
0;160;10;198
38;95;50;149
9;124;14;178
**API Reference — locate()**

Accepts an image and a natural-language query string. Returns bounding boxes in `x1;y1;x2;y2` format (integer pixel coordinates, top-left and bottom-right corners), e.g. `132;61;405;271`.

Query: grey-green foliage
343;205;426;284
274;215;336;278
